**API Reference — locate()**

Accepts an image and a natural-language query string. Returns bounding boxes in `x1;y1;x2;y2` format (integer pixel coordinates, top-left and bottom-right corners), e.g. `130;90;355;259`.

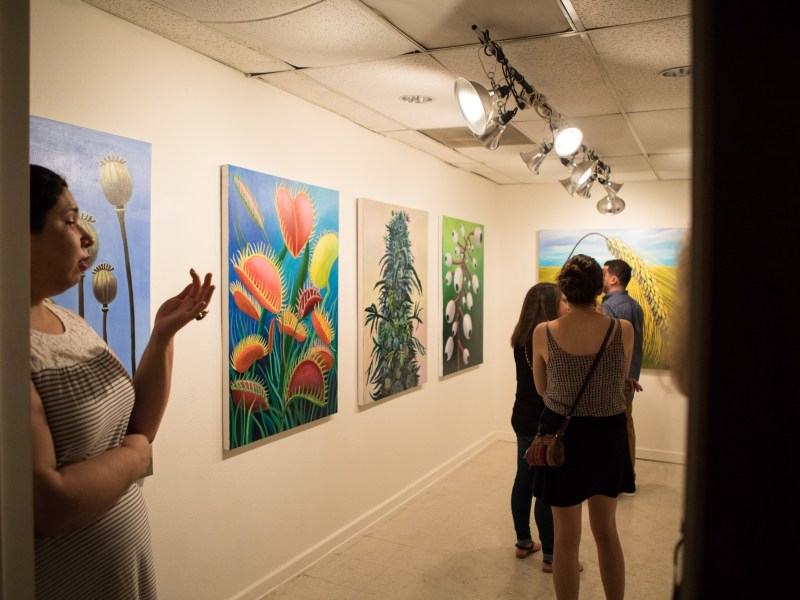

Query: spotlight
454;78;497;136
559;176;577;196
476;118;506;150
602;180;623;195
475;108;517;149
597;194;626;215
455;25;623;210
520;142;552;174
575;175;596;198
571;156;597;187
554;126;583;157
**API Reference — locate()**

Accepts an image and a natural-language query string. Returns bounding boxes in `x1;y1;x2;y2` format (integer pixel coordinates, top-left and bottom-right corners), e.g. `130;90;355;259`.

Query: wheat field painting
538;228;687;371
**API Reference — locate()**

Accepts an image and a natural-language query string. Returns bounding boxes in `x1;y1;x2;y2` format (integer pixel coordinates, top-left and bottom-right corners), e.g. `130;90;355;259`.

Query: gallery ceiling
81;0;692;187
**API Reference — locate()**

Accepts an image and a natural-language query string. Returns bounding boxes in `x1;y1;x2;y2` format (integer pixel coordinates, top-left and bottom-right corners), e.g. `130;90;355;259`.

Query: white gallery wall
27;1;690;599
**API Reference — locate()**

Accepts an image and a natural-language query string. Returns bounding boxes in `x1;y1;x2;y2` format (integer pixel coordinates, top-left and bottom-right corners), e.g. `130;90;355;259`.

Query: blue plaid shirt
601;290;644;379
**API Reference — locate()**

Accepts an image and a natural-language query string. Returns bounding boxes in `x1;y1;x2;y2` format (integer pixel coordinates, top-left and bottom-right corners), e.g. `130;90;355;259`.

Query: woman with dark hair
509;282;568;571
29;164;215;599
531;254;636;600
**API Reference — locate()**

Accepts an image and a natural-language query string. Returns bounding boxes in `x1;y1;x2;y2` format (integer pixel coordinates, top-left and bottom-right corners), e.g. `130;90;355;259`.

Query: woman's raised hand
151;268;215;340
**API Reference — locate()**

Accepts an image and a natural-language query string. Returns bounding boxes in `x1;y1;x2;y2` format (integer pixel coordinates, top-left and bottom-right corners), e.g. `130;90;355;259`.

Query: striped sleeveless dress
30;304;158;599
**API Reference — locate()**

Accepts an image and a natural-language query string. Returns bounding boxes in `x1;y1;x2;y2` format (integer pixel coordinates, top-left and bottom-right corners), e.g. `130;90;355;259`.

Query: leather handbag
524;319;616;467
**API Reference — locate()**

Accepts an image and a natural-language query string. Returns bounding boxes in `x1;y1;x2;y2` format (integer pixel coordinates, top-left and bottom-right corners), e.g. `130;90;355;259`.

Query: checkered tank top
543;319;627;417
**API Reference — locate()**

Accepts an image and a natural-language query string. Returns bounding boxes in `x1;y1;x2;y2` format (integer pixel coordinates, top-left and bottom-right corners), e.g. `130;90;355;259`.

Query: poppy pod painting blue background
30;115;152;377
222;165;339;453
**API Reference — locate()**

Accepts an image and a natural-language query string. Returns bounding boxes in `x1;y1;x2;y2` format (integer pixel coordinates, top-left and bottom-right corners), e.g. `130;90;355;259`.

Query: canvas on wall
357;198;428;406
538;228;687;370
30;115;152;377
440;216;484;377
222;165;339;452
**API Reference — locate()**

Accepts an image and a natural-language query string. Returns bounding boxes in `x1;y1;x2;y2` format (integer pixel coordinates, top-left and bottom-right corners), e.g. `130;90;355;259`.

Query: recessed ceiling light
400;95;432;104
660;66;692;78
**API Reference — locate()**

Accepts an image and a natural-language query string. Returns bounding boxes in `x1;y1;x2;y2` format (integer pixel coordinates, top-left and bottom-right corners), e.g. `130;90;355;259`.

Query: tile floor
262;440;685;599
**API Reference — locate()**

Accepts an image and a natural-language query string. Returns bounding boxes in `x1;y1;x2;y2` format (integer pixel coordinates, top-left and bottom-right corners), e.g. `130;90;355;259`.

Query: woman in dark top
510;282;568;572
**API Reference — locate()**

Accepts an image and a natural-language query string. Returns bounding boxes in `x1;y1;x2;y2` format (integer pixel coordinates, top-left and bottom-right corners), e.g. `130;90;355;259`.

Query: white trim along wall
17;1;690;598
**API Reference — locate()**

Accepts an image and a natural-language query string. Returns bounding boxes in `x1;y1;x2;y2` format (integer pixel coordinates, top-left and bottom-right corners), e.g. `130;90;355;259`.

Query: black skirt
532;406;635;507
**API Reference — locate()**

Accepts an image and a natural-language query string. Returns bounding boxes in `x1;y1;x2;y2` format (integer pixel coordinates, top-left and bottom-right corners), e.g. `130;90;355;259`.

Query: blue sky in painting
30;115;151;376
538;228;687;267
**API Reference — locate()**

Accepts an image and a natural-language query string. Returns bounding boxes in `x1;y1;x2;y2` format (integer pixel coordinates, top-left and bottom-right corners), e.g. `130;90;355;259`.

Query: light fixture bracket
457;25;623;212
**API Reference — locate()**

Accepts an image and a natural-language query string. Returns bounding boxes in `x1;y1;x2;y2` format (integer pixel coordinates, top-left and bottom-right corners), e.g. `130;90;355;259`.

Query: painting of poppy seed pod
30;115;151;377
222;165;339;452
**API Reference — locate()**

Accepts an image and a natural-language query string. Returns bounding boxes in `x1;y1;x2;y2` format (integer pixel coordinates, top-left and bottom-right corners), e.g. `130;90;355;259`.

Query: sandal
542;560;584;573
515;541;542;558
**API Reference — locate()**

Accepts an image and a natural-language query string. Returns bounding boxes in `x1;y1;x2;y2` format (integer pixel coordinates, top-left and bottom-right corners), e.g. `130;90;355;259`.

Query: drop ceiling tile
603;64;690;112
382;130;475;164
589;18;691;112
512;120;554;145
603;155;657;182
627;109;691;154
153;0;317;22
571;0;690;29
589;17;690;65
454;142;534;163
361;0;571;49
258;71;405;131
434;36;619;118
464;163;520;184
206;0;419;68
84;0;294;73
569;114;642;157
303;54;465;130
650;153;691;180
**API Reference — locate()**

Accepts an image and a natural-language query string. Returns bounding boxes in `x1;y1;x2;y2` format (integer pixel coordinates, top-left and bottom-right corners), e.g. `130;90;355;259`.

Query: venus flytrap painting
223;165;339;452
538;228;686;370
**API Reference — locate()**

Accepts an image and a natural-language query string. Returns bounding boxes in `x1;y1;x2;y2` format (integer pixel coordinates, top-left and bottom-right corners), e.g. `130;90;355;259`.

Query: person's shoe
515;541;541;558
542;560;583;573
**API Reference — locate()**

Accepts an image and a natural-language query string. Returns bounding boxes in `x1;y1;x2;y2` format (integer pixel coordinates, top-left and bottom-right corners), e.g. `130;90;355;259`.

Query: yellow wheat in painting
538;235;679;370
605;238;677;369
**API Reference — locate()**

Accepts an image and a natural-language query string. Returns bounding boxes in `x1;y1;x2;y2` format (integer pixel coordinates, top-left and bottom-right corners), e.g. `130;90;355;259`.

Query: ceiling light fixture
553;126;583;157
597;194;626;215
400;94;433;104
659;66;692;78
520;142;552;175
454;25;623;212
453;78;495;135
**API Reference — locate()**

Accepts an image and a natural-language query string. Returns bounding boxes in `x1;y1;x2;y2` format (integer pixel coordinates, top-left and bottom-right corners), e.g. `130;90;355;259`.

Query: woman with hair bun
531;254;638;600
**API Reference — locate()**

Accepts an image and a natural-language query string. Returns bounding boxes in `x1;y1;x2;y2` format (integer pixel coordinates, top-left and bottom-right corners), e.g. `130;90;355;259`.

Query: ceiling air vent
419;125;532;149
